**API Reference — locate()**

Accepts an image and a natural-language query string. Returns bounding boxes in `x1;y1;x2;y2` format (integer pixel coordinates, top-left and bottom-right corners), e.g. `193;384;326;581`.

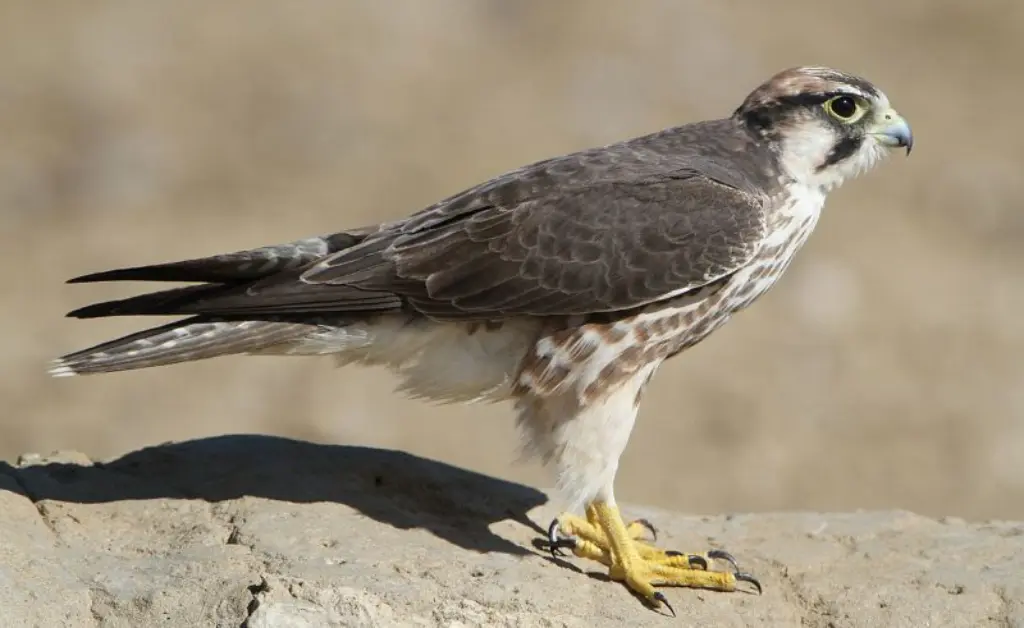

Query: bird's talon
551;538;577;557
546;518;560;544
546;518;577;557
707;549;740;572
653;591;675;617
550;506;761;608
735;571;763;595
634;518;658;541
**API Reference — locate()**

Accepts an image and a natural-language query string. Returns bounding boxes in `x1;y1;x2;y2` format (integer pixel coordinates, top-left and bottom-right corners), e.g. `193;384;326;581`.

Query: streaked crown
736;66;881;114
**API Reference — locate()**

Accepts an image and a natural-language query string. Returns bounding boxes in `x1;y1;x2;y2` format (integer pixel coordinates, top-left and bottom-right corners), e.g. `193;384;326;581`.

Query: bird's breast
720;187;825;313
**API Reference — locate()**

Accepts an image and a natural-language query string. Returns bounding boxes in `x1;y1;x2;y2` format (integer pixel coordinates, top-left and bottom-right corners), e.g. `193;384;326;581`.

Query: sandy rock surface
1;435;1022;628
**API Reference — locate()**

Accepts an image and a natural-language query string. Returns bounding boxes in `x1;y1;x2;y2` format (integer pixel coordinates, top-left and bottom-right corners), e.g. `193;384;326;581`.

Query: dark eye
826;95;859;120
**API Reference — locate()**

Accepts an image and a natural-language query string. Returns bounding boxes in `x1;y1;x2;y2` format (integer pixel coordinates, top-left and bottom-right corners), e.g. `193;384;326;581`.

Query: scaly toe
547;505;762;611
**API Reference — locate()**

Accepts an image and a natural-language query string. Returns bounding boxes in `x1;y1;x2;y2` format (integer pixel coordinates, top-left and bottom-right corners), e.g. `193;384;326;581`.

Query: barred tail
49;317;311;376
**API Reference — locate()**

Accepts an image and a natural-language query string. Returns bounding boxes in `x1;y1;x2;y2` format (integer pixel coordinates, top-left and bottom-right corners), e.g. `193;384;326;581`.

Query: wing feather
65;122;773;322
301;174;766;319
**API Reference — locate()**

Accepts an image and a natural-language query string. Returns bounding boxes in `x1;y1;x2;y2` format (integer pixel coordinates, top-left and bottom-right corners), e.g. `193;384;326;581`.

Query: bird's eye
824;95;862;121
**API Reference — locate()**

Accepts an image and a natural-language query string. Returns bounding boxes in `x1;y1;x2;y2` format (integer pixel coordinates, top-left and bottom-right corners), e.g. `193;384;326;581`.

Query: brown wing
300;173;767;320
66;122;770;321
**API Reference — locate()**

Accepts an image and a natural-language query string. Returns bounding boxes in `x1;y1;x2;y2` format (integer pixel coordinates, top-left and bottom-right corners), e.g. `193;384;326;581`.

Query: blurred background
2;0;1022;521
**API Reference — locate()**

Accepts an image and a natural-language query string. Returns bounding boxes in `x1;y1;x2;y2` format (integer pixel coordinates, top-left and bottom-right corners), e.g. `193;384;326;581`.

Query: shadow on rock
0;434;548;556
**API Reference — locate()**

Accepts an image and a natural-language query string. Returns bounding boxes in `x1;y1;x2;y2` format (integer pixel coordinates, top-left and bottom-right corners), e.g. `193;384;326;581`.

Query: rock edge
1;435;1021;627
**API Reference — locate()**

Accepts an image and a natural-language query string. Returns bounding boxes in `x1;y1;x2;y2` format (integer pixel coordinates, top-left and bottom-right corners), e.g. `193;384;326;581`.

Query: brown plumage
51;66;912;611
67;122;773;323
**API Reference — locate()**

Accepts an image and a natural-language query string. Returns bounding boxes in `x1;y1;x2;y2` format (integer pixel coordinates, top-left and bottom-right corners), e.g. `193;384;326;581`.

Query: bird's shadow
0;434;548;557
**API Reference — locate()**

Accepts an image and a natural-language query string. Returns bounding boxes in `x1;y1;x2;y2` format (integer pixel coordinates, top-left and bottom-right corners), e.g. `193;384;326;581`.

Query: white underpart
260;316;539;404
265;314;664;511
515;362;660;512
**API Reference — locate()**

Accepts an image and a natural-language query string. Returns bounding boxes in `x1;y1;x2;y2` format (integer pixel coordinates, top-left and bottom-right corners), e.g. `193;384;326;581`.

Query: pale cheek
777;123;842;182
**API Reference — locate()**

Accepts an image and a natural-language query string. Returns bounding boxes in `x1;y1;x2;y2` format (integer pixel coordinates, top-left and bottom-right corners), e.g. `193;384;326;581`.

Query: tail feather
66;284;232;319
52;229;388;376
50;317;313;376
66;232;372;285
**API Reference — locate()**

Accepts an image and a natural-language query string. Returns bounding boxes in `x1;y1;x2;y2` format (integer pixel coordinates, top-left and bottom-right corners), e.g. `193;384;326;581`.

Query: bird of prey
51;66;912;613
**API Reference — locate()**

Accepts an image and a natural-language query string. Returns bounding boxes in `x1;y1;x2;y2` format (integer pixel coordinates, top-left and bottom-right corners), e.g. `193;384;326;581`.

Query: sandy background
2;1;1022;521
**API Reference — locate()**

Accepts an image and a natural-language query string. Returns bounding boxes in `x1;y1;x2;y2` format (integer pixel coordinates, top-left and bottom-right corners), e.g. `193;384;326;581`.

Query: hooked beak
871;109;913;155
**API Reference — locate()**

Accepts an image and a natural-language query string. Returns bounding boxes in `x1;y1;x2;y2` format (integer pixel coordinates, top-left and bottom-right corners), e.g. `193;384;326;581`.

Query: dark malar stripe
817;136;862;172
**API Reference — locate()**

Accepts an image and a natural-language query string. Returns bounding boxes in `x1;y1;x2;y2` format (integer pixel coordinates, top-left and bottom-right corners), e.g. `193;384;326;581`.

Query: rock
1;435;1022;627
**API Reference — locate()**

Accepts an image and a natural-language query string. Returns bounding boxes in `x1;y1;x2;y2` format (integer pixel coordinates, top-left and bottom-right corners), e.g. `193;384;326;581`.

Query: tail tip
48;359;79;378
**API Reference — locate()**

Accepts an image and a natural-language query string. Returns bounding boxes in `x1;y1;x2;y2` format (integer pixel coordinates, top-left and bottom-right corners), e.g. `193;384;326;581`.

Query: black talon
634;518;658;541
735;572;762;595
549;539;577;556
546;519;563;556
653;592;675;617
546;518;576;557
707;549;740;572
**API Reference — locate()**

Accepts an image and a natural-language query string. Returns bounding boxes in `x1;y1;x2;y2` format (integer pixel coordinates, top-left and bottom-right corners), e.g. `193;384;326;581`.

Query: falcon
51;66;912;613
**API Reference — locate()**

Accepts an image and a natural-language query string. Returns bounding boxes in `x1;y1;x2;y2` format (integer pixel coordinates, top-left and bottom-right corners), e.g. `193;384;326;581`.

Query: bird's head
734;66;912;193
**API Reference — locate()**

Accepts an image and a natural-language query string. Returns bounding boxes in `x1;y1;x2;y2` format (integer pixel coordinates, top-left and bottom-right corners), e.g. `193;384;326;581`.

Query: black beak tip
901;131;914;156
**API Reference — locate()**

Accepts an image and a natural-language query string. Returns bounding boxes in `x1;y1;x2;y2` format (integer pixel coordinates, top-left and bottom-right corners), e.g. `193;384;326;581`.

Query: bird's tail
50;317;312;376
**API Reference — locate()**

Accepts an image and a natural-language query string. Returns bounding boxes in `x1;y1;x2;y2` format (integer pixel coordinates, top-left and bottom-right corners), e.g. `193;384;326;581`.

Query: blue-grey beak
872;110;913;155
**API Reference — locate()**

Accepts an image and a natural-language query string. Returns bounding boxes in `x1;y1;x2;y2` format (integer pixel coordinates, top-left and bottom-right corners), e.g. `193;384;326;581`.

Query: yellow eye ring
824;95;865;122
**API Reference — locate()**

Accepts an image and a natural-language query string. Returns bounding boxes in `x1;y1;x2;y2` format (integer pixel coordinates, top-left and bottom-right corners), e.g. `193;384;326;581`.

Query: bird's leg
548;501;760;612
548;503;661;560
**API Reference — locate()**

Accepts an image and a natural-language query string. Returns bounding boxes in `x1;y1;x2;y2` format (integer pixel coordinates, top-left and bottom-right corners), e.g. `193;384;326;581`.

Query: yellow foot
547;502;761;614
